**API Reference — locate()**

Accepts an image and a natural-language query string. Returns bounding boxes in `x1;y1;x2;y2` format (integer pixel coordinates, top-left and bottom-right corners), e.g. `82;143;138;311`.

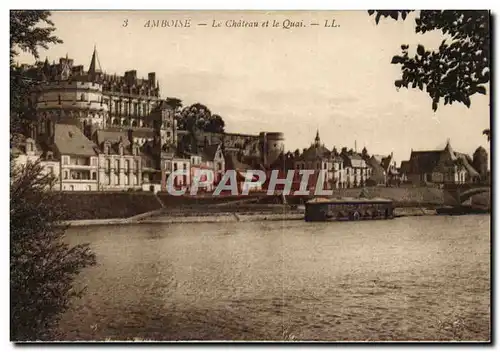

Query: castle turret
259;131;285;167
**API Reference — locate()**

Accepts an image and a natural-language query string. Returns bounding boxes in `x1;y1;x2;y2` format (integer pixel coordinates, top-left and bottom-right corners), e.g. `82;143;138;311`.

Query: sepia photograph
9;9;491;342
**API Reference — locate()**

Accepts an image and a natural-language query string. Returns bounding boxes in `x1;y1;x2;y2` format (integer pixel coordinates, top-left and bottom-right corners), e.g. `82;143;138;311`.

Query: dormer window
46;151;54;160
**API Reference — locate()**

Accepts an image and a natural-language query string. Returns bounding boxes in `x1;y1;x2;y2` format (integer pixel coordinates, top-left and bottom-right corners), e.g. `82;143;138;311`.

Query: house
53;124;99;191
12;135;61;190
293;131;344;189
341;149;370;188
407;140;480;185
380;153;400;186
399;161;410;184
96;130;142;191
365;156;386;186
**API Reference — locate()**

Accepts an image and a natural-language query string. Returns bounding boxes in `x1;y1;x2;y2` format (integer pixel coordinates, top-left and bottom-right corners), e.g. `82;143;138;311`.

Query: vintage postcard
10;10;491;342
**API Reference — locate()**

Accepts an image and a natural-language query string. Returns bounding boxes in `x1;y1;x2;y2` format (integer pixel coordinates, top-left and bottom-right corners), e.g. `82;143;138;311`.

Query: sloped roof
96;130;130;146
409;151;441;173
342;153;366;168
225;151;252;171
456;153;480;177
299;144;331;161
201;144;221;162
381;155;392;171
400;160;410;174
54;124;97;157
366;157;386;184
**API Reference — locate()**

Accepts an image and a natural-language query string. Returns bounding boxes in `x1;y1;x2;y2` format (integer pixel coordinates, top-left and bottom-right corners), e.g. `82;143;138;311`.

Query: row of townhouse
12;122;226;193
398;140;488;186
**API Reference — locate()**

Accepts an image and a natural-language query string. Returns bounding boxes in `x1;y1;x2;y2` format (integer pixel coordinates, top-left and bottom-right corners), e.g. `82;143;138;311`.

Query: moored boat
304;197;394;222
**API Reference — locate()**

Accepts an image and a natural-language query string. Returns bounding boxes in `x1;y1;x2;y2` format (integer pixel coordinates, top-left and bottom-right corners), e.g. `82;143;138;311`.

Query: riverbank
62;206;447;227
55;186;490;226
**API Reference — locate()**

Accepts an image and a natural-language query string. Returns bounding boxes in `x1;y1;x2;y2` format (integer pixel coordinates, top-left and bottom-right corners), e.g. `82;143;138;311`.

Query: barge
305;197;395;222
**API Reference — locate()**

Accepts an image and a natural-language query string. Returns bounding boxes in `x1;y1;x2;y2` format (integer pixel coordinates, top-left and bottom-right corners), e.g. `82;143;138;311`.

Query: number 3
123;19;128;27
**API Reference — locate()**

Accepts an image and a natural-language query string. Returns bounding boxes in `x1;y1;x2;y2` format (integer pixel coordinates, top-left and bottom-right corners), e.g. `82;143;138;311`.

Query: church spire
88;45;101;76
314;129;320;146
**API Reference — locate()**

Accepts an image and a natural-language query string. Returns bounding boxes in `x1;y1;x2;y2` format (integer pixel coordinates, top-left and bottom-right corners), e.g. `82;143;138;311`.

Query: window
91;157;97;166
70;185;74;191
92;172;96;180
64;171;68;179
115;159;120;169
174;163;178;171
183;163;187;170
106;159;111;170
80;93;85;101
135;160;139;170
125;160;130;171
62;156;69;165
167;131;171;138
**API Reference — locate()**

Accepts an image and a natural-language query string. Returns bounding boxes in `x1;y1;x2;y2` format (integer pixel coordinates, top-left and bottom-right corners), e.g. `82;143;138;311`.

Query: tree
11;11;62;142
472;146;488;179
11;161;96;340
369;10;490;112
177;103;225;133
10;11;96;341
483;129;490;142
165;97;183;111
361;146;369;160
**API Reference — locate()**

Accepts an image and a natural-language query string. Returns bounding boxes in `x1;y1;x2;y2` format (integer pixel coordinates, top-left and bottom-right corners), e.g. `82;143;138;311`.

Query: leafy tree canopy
177;103;226;133
11;11;62;142
369;10;490;112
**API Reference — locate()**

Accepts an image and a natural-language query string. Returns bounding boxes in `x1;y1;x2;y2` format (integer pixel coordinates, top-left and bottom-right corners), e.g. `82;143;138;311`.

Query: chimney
148;72;156;85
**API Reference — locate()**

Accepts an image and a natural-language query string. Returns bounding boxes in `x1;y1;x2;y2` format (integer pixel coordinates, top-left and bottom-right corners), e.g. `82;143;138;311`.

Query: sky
16;10;491;164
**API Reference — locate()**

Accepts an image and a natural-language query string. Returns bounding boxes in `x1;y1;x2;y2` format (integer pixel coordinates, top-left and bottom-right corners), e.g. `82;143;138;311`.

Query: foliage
483;129;490;142
165;97;183;111
369;10;490;111
361;147;369;159
177;103;226;133
10;10;62;64
10;11;62;143
10;161;96;340
10;11;96;341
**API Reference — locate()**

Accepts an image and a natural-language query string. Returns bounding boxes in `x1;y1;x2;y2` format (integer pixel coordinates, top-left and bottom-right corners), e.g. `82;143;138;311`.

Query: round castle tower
33;49;108;139
259;132;285;167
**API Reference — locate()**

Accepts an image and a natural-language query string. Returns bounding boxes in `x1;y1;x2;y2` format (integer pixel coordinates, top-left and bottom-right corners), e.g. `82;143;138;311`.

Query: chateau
13;48;285;192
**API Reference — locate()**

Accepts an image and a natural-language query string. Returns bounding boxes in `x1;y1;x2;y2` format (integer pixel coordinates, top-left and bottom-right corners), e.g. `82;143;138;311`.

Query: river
58;215;490;341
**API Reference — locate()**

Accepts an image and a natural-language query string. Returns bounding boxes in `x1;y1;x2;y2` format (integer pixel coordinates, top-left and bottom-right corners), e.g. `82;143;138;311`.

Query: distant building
293;131;344;189
341;149;370;188
407;140;480;185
